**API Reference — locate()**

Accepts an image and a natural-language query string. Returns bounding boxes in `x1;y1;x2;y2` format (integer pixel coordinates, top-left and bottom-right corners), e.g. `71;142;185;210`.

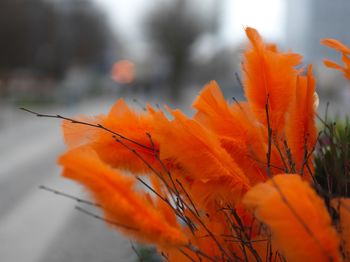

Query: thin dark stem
302;131;322;180
220;208;243;259
136;177;195;231
132;98;147;111
130;242;144;262
20;107;156;152
136;177;167;203
227;206;262;262
232;97;244;111
187;208;232;261
114;136;176;200
176;179;200;217
269;177;332;259
75;206;138;230
146;133;198;222
178;248;196;262
114;136;197;231
39;185;100;207
300;134;310;176
235;72;244;91
146;132;181;199
186;245;218;262
272;137;289;173
265;94;272;177
282;138;296;173
248;155;285;172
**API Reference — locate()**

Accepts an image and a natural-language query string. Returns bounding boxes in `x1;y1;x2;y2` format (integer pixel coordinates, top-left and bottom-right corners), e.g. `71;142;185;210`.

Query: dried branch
130;242;144;262
20;107;156;152
39;185;100;207
265;94;272;177
75;206;138;231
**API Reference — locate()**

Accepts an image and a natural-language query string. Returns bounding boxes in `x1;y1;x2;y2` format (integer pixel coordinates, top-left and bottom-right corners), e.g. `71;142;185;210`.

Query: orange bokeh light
111;60;135;84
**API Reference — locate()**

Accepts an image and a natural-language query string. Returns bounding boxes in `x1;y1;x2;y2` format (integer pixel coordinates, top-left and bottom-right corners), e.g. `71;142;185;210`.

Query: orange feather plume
243;175;341;262
193;80;267;184
62;115;102;148
56;27;349;261
285;65;317;178
93;99;159;173
58;146;187;247
332;198;350;260
62;99;161;174
322;38;350;80
152;107;251;208
322;39;350;54
243;27;302;132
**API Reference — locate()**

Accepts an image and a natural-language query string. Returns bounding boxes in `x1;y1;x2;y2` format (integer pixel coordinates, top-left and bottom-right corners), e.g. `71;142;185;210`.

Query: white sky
222;0;286;43
95;0;286;51
94;0;153;41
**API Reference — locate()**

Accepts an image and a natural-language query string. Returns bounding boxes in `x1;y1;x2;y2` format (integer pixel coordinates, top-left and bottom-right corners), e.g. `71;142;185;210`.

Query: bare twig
282;138;296;173
176;179;200;217
178;248;196;262
130;242;144;262
232;97;244;111
186;244;218;262
75;206;138;230
132;98;147;111
265;94;272;177
39;185;100;207
20;107;156;152
235;72;244;91
272;137;289;173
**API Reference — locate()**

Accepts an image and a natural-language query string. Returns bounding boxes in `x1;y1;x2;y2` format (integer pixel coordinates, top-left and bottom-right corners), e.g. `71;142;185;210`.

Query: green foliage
315;118;350;198
134;244;162;262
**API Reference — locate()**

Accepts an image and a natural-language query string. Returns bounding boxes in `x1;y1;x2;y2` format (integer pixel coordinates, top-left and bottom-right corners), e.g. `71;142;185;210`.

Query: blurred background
1;0;350;261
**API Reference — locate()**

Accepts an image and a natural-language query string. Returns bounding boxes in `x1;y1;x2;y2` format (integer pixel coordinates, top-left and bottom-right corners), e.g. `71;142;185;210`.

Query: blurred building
286;0;350;63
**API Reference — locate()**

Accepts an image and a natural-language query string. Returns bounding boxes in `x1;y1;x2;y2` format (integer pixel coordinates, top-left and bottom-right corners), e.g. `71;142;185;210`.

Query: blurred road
0;99;136;262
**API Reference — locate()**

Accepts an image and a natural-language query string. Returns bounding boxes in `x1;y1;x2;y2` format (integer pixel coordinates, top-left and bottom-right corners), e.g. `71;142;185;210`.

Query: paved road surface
0;99;137;262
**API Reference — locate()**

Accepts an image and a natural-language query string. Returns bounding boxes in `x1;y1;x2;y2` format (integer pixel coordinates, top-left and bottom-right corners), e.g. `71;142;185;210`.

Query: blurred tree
0;0;112;79
145;0;216;101
51;0;112;78
0;0;55;72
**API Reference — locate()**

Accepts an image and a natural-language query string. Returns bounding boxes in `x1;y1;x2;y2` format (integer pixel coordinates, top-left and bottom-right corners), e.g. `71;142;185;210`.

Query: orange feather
152;107;251;208
62;99;161;174
193;80;267;184
62;115;102;148
243;174;341;262
321;39;350;54
59;146;187;247
322;38;350;80
285;65;317;178
243;27;302;132
332;198;350;260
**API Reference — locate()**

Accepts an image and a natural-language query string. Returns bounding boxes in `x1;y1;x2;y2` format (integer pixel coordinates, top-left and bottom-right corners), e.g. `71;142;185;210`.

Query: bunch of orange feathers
59;28;350;261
